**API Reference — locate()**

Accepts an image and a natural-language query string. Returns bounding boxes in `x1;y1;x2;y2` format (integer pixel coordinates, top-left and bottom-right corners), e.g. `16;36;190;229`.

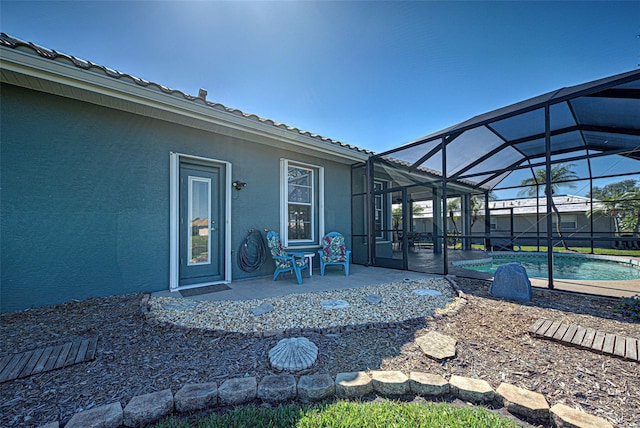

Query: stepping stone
335;371;373;398
268;337;318;371
370;371;409;395
123;389;173;427
297;374;335;402
65;402;122;428
409;372;449;397
364;294;383;304
550;403;613;428
218;377;257;405
174;382;218;413
496;382;549;423
412;289;443;297
252;303;274;316
257;375;297;403
321;299;350;309
415;331;457;361
449;375;494;403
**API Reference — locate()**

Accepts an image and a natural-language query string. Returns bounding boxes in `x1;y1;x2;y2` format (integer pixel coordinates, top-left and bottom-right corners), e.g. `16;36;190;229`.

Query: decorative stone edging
51;371;613;428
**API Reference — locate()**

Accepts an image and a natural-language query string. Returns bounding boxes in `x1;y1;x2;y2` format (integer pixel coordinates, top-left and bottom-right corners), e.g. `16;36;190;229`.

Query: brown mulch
0;278;638;427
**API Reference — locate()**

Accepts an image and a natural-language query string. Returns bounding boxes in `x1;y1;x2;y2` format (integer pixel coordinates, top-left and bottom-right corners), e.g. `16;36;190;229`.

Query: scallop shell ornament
268;337;318;371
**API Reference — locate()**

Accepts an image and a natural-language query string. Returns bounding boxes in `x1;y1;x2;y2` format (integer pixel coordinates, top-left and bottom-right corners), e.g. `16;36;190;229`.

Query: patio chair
266;230;309;284
317;231;351;276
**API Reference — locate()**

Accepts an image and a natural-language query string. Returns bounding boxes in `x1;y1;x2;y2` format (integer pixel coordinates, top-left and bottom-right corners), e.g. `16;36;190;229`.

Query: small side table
303;252;316;277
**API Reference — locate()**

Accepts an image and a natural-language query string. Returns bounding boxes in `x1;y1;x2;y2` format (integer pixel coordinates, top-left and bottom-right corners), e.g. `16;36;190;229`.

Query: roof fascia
0;47;369;163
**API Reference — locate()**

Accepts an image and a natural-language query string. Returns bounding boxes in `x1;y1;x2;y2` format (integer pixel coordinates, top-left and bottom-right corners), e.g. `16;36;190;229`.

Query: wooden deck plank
0;354;14;374
561;324;579;343
602;333;616;355
552;323;570;341
54;342;73;370
64;340;82;366
613;335;627;358
592;331;606;352
530;319;639;362
570;326;587;346
86;336;98;361
529;319;546;334
31;346;54;375
74;339;90;364
626;338;638;361
544;320;563;338
5;351;33;382
581;328;597;348
536;319;555;336
43;345;63;372
0;353;28;382
19;348;45;379
0;336;100;383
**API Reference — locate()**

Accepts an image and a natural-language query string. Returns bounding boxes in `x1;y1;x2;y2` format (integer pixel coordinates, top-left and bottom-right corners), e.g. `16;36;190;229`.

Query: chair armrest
272;255;295;262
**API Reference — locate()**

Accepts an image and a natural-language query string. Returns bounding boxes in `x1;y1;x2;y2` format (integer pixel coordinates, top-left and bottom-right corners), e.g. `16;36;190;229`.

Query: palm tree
587;192;627;236
519;164;578;250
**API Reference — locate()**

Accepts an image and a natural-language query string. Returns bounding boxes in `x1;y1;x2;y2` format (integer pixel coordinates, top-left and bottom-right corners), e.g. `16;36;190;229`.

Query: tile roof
0;33;372;156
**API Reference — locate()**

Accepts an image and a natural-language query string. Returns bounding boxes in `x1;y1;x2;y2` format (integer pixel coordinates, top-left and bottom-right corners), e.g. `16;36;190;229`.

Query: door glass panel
189;176;211;265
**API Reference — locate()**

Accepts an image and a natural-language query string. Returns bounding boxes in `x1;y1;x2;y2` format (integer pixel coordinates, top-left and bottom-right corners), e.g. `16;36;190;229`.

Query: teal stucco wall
0;84;353;312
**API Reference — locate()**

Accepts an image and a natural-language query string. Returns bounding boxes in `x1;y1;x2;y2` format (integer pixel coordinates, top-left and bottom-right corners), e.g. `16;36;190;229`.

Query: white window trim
170;152;232;291
280;159;324;247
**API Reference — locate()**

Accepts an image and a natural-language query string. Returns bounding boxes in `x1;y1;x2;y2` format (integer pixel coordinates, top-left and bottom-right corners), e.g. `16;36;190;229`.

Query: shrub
617;294;640;320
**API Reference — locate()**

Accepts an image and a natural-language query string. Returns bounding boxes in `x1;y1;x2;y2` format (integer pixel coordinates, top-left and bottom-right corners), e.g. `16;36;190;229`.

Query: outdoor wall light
232;180;247;191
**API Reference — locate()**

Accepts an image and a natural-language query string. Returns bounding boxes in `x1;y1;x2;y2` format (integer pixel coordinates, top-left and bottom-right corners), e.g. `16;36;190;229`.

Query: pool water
459;255;640;281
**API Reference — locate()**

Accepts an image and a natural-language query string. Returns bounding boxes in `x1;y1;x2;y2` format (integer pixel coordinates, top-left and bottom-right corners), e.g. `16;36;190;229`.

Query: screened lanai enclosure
352;69;640;292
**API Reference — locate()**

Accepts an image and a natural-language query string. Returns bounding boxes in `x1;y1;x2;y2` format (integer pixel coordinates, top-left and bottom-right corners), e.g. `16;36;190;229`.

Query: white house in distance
409;195;613;248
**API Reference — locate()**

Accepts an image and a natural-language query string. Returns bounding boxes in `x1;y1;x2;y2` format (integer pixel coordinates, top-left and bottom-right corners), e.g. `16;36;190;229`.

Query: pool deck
409;250;640;299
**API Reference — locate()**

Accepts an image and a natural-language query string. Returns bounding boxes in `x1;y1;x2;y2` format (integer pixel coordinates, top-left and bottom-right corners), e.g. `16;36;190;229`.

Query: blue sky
2;1;639;156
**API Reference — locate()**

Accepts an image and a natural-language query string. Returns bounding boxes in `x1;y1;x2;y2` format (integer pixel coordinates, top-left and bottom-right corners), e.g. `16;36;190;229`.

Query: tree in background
519;164;578;250
588;179;640;237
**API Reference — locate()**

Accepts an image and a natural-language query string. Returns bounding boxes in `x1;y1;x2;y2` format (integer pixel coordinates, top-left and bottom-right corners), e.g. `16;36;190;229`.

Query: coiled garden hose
237;229;267;273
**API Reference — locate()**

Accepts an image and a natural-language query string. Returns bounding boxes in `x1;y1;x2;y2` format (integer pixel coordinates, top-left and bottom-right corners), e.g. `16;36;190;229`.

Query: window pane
288;204;312;240
189;178;210;265
288;184;311;203
288;166;312;204
288;167;311;186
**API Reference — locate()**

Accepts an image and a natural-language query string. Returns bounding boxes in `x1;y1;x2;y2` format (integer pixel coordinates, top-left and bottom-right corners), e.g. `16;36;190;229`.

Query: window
280;160;324;246
552;214;577;230
373;181;387;239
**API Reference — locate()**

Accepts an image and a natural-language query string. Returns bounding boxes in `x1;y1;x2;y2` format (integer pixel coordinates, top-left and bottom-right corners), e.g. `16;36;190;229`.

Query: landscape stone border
48;371;613;428
41;278;612;427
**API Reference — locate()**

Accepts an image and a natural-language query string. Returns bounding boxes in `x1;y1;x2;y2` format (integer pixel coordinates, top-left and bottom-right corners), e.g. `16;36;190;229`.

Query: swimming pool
453;253;640;281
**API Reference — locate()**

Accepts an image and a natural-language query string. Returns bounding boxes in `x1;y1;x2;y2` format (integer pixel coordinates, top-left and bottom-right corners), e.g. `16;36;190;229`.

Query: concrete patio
152;265;441;302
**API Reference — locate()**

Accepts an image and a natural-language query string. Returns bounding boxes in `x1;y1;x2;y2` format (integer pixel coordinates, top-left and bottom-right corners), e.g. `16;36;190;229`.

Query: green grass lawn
469;243;638;257
154;401;523;428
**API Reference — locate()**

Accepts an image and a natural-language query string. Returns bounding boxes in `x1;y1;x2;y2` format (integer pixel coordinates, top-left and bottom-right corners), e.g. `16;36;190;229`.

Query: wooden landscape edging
0;336;98;383
529;319;638;362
